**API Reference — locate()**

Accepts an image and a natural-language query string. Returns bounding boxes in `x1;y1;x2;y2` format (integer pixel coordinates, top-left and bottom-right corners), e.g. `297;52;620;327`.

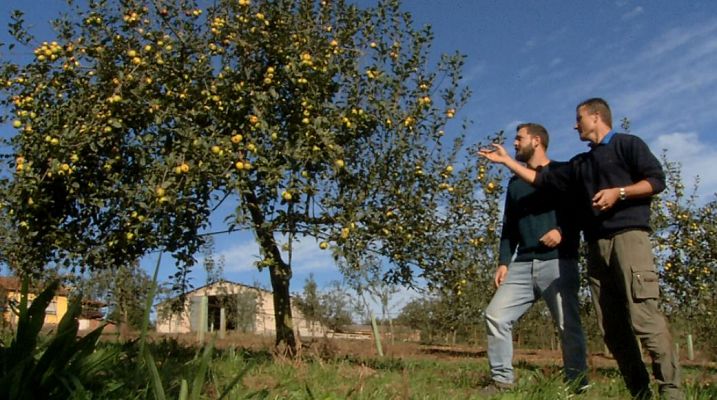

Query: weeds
0;279;117;399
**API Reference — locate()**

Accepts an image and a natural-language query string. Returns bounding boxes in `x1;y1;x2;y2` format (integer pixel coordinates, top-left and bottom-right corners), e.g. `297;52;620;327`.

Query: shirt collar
589;130;616;148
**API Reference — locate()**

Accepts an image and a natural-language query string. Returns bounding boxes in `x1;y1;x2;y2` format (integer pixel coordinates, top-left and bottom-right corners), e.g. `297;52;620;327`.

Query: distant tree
294;274;322;323
394;296;442;342
318;281;354;331
231;290;259;333
201;236;225;286
75;261;155;332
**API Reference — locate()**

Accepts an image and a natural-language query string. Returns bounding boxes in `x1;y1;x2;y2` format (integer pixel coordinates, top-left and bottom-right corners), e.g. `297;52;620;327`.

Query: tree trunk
268;256;296;355
244;190;297;356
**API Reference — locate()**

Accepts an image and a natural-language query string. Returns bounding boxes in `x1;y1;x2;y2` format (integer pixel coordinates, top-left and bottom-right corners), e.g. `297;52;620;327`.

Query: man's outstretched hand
478;143;510;164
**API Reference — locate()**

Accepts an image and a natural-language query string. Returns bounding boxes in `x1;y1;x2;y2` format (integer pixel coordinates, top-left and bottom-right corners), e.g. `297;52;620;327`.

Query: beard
515;145;534;162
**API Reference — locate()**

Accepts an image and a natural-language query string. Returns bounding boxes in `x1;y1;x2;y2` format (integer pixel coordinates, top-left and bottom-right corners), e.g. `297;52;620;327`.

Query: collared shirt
589;130;616;148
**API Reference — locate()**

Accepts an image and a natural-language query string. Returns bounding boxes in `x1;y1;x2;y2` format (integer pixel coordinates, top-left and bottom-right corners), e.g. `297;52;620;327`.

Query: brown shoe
479;380;515;396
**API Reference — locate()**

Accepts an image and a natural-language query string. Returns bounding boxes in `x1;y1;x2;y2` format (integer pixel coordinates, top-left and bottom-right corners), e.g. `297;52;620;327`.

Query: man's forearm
622;179;657;199
502;158;537;184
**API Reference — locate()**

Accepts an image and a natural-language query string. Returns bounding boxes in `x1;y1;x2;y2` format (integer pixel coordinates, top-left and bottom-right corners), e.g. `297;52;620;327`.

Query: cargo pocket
631;268;660;300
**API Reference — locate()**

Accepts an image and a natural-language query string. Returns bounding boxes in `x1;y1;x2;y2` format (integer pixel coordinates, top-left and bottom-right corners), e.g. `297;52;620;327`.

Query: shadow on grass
419;345;487;358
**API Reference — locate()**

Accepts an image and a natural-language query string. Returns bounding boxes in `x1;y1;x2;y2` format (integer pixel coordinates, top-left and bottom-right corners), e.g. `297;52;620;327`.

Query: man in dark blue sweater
480;98;683;400
483;123;588;393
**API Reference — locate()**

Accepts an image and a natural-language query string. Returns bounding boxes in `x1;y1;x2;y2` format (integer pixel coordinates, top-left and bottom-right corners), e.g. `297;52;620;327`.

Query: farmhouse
155;279;330;338
0;276;107;331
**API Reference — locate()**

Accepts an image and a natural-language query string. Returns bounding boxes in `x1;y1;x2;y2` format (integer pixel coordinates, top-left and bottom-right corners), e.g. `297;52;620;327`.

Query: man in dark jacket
482;123;588;392
479;98;683;400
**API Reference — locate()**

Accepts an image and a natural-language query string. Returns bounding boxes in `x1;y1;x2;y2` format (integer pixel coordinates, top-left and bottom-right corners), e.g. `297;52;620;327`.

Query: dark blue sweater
534;132;665;241
499;161;580;265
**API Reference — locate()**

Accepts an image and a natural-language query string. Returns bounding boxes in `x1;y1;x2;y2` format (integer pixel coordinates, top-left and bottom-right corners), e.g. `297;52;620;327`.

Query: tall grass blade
179;379;189;400
142;346;166;400
217;362;256;400
139;253;162;354
12;279;58;359
189;343;213;400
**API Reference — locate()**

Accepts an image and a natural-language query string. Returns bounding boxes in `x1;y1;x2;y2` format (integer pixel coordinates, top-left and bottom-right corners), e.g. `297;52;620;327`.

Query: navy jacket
534;133;665;241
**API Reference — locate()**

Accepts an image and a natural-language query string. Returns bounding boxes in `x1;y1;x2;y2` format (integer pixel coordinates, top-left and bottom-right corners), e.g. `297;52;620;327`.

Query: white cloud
220;235;335;273
593;19;717;127
522;27;569;53
461;61;487;85
281;238;336;272
642;19;717;58
516;64;538;79
219;241;262;272
524;38;536;50
359;284;421;318
651;132;717;200
621;6;644;20
504;120;522;133
541;17;717;168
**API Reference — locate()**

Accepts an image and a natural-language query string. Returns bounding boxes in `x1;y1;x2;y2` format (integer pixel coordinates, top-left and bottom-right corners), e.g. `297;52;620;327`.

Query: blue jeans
485;258;588;385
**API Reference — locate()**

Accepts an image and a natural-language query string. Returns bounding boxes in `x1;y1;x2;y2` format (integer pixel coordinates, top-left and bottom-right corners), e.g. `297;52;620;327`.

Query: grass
182;342;713;400
3;327;716;398
2;275;715;399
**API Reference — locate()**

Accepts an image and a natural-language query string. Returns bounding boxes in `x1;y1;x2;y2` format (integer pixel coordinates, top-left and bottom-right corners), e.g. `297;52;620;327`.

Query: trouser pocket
631;267;659;300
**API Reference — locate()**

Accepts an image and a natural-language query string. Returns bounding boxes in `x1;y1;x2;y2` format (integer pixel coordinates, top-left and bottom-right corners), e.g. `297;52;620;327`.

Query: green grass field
97;336;714;400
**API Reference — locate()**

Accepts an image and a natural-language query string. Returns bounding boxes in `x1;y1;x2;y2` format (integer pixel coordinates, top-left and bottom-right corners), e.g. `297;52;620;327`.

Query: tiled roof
0;276;21;291
0;276;69;296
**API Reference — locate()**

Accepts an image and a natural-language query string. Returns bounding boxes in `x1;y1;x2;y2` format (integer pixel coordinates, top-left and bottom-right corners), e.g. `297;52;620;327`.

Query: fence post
370;314;384;357
219;307;226;339
687;334;694;361
197;296;207;343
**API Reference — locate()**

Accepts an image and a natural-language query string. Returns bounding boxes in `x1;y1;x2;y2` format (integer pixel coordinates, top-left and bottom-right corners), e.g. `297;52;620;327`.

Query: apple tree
1;0;494;353
651;156;717;352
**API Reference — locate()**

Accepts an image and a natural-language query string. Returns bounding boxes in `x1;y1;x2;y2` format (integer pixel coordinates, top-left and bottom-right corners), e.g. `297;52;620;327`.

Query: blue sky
2;1;716;309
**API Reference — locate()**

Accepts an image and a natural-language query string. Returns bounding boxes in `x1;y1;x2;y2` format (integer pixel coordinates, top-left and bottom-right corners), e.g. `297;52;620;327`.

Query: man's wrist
619;187;627;201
